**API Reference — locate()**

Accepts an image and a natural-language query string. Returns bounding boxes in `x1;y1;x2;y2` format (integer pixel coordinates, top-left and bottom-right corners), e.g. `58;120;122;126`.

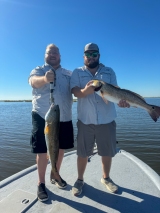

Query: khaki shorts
77;120;117;157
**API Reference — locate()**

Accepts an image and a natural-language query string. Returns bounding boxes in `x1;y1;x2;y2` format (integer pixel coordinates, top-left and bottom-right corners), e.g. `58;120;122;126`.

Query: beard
46;58;61;67
85;59;99;68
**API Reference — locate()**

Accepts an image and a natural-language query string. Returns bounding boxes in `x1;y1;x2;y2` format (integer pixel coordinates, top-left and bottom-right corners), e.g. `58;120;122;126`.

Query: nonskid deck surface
0;150;160;213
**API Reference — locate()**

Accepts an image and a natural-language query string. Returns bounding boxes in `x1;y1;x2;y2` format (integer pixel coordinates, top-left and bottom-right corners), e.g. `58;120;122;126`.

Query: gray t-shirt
29;63;73;121
70;64;117;125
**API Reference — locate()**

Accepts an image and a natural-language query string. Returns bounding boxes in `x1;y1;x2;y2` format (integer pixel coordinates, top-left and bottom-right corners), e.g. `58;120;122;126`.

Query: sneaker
50;176;67;189
101;177;118;193
37;183;49;202
72;179;84;196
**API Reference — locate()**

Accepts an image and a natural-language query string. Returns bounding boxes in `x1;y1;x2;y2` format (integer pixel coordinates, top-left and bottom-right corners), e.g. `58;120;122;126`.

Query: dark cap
84;43;99;53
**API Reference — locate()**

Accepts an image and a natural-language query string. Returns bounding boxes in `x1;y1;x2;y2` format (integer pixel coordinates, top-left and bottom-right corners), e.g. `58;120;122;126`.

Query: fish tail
148;105;160;122
50;169;63;183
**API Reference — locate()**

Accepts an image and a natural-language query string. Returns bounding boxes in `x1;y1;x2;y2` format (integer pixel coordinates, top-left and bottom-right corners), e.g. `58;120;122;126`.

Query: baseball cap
84;43;99;53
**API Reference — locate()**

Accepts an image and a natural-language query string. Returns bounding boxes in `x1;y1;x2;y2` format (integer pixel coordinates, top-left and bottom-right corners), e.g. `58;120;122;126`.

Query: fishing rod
50;82;54;104
50;69;56;104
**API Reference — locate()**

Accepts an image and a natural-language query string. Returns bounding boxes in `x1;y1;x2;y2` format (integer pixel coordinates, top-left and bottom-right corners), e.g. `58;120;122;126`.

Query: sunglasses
84;52;99;58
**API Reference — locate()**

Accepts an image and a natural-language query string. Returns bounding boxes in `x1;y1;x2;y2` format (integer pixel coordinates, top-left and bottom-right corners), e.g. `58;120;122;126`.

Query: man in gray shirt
29;44;74;202
70;43;129;196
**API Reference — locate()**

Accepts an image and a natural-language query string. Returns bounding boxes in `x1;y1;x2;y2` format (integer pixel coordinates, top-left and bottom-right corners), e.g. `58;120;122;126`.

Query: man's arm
71;81;95;98
30;70;54;88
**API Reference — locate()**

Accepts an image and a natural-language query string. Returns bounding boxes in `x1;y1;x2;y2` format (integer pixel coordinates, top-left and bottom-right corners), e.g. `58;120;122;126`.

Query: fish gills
93;80;160;122
44;103;60;174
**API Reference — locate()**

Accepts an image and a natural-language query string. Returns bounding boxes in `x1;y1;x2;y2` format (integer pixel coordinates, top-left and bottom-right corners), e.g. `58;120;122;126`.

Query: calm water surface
0;98;160;181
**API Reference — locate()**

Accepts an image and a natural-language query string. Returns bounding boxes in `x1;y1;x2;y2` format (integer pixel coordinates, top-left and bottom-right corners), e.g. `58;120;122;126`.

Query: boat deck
0;149;160;213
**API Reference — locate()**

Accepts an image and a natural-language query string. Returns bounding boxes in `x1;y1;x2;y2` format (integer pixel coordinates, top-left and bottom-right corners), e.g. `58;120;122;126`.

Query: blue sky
0;0;160;100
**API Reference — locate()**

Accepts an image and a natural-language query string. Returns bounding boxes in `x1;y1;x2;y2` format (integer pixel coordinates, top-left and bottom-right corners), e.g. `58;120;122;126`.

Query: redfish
92;80;160;122
44;104;63;184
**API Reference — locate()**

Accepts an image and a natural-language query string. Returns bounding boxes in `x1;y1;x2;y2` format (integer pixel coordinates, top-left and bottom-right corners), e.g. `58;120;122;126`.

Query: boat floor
0;149;160;213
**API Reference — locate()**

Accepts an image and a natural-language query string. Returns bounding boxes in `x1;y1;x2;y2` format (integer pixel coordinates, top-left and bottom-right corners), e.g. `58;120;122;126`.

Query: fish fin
44;124;49;134
101;92;109;104
121;89;145;101
148;105;160;122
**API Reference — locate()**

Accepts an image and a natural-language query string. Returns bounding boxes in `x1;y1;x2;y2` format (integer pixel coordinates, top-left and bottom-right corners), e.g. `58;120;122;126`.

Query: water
0;98;160;181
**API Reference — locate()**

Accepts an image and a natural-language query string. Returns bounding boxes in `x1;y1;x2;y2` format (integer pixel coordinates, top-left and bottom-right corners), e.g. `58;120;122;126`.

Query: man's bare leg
101;156;112;178
37;153;48;185
71;156;88;196
77;156;88;180
101;156;118;193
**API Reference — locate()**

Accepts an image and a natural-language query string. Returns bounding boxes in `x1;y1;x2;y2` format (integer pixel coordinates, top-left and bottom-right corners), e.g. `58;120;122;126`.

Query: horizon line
0;97;160;102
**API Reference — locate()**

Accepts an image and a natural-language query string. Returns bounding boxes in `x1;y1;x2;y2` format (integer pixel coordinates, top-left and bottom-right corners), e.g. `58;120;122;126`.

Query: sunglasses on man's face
84;52;99;58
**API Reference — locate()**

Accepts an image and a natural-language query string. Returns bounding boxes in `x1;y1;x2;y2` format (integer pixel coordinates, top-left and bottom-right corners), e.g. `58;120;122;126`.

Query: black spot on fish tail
148;105;160;122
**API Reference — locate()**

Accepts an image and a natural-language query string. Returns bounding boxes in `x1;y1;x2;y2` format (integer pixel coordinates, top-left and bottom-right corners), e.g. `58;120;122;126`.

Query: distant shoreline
0;99;78;102
0;97;160;102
